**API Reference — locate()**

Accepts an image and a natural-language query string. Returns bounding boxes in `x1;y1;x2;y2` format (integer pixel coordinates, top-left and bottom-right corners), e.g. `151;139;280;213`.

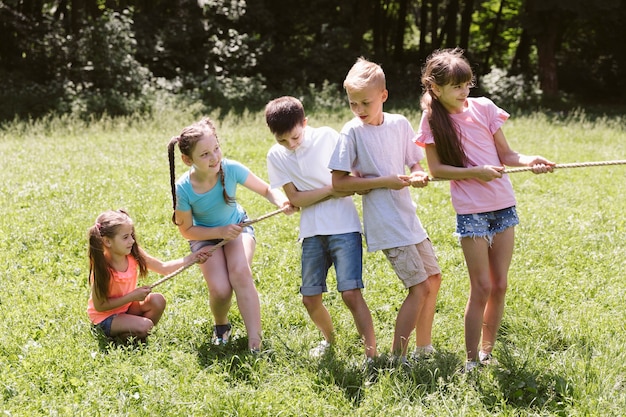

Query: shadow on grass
470;348;574;415
312;349;462;406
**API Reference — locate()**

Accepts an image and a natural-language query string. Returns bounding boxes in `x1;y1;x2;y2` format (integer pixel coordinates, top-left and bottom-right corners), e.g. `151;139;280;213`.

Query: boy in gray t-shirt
329;58;442;362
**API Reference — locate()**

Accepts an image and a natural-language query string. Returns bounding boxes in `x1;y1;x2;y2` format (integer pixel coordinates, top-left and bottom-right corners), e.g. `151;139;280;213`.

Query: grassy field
1;106;625;416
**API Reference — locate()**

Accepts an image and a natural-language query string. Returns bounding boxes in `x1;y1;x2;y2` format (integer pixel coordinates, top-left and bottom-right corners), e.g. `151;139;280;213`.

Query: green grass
1;107;625;416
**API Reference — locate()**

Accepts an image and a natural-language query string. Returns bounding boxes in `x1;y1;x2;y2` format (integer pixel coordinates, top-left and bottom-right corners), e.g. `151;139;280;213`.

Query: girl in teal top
168;118;295;352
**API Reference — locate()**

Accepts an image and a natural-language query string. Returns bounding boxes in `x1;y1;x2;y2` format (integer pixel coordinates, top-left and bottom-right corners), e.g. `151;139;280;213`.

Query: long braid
168;136;180;225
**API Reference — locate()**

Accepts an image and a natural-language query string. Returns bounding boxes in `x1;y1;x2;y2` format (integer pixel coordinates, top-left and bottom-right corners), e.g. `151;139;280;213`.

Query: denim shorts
189;223;255;253
94;314;117;337
300;232;364;296
455;206;519;245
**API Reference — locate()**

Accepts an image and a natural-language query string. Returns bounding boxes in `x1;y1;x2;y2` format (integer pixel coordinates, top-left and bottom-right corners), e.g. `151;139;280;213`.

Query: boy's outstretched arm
332;170;409;192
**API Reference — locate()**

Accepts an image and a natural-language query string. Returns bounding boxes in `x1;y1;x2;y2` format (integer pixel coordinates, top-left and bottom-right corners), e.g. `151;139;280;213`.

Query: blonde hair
343;57;386;91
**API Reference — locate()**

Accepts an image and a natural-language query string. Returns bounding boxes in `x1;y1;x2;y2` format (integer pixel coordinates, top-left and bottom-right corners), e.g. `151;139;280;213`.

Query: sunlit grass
1;108;625;416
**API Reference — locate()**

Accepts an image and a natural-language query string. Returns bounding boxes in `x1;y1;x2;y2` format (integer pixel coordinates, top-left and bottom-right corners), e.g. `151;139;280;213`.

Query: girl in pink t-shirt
87;209;210;343
414;48;554;373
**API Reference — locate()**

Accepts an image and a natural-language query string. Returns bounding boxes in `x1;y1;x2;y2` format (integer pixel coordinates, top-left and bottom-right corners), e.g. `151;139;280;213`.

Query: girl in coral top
87;209;210;342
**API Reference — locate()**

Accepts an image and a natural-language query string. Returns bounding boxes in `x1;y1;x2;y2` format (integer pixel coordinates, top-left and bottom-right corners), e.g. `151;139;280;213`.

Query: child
168;117;295;352
265;96;377;359
87;209;211;342
329;58;442;363
414;48;554;372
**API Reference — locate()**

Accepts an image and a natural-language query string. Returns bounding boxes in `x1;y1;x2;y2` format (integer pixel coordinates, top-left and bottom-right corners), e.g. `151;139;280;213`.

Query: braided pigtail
168;136;180;225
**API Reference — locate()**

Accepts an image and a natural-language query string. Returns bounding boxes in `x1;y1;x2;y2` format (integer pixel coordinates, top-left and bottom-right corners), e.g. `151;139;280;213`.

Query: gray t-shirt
328;113;428;252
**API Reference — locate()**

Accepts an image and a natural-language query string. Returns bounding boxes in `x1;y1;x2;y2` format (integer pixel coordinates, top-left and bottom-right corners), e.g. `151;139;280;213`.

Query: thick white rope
429;159;626;181
149;207;288;289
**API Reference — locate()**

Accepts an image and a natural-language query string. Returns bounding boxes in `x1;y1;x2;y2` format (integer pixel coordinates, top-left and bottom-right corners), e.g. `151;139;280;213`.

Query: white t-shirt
267;125;361;239
328;113;428;252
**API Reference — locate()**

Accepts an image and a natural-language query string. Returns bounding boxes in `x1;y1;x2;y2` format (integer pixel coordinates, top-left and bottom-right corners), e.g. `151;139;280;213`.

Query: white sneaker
463;360;479;373
410;344;436;360
309;340;331;358
479;350;498;365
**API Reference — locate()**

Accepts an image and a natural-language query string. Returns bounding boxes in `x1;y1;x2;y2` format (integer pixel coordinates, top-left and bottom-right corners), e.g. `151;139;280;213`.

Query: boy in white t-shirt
329;58;442;363
265;96;377;359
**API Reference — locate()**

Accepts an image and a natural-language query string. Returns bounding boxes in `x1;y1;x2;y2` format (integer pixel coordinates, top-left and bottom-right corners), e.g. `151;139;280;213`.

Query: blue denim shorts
94;314;117;337
300;232;364;296
455;206;519;245
189;223;255;253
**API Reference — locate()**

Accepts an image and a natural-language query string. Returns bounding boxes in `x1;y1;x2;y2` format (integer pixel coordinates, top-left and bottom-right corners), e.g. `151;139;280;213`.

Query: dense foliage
1;0;625;120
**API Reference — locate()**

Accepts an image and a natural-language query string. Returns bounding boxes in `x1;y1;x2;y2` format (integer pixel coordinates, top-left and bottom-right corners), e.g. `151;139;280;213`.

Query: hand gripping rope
149;206;289;289
428;159;626;181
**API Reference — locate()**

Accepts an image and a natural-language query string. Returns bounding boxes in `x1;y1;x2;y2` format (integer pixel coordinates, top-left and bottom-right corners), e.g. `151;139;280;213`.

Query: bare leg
223;234;262;350
392;279;430;356
199;249;233;326
303;294;335;343
414;273;441;348
342;289;377;357
481;227;514;354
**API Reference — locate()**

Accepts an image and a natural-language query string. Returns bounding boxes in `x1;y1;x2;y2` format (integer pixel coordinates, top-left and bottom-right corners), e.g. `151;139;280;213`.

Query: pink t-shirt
415;97;517;215
87;255;139;324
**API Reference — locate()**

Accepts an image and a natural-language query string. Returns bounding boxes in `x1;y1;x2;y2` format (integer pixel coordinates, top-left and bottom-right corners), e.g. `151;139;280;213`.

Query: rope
149;206;289;289
429;159;626;182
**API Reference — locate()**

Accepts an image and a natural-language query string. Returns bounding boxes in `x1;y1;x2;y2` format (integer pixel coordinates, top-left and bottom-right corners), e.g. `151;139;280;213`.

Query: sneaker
390;354;410;367
463;360;479;374
212;323;232;346
309;340;331;358
479;350;498;365
410;344;436;361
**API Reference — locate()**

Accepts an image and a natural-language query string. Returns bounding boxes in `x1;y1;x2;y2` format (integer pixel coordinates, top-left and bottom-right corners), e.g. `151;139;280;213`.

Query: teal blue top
175;158;250;227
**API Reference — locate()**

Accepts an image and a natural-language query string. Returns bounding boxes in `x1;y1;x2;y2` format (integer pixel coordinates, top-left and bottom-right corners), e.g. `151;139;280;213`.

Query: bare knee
135;317;154;339
302;294;322;312
341;289;363;309
148;293;166;311
490;278;508;298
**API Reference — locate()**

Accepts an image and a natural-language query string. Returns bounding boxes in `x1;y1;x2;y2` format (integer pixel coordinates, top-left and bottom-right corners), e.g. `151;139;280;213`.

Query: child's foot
410;344;436;361
462;360;479;374
309;340;331;358
479;350;498;365
212;323;232;345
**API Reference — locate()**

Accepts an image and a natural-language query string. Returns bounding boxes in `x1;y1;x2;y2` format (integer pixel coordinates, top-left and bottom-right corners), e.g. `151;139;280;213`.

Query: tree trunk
418;0;429;58
536;17;560;97
443;0;459;48
459;0;474;50
393;0;409;60
431;0;439;49
482;0;505;73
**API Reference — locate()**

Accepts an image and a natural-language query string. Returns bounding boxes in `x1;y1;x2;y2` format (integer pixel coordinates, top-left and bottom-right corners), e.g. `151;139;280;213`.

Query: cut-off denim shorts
94;314;117;337
455;206;519;246
300;232;364;296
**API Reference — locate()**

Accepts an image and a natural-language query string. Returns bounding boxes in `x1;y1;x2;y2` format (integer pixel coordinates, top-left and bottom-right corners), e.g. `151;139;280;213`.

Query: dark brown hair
167;117;234;225
420;47;475;167
88;209;147;301
265;96;306;136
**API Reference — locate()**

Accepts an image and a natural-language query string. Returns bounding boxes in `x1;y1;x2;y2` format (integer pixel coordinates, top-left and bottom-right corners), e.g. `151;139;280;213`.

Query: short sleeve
414;111;434;147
